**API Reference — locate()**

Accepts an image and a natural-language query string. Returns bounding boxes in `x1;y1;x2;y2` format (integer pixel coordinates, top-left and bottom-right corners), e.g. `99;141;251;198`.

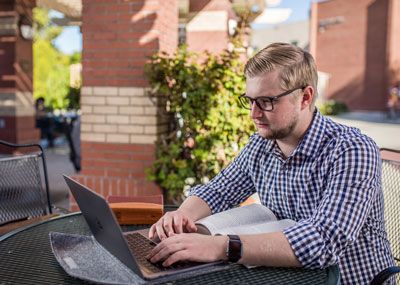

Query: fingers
163;214;174;237
147;236;190;267
147;234;218;267
185;218;197;233
162;250;190;267
148;224;156;239
173;214;183;234
148;210;195;240
155;220;168;240
148;213;179;240
147;237;185;264
173;213;196;234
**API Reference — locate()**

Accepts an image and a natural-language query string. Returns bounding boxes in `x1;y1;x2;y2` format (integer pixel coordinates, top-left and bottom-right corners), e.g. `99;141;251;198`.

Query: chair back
0;140;52;225
380;148;400;265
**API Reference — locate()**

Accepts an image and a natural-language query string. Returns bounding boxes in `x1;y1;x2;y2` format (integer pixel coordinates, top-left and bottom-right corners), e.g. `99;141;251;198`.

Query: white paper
196;204;295;236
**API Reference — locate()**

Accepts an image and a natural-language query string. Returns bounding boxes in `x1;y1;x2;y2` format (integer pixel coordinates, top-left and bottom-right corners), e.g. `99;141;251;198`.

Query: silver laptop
63;175;223;280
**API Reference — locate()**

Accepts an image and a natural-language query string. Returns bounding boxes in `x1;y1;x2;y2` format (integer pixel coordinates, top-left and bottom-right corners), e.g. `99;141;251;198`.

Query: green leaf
145;44;255;201
33;7;81;110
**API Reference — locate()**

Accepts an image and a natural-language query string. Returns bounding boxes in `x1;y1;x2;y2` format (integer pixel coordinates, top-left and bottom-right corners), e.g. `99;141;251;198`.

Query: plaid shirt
190;110;395;284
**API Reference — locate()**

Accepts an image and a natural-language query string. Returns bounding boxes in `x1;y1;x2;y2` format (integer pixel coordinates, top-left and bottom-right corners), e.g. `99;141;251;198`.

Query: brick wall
159;0;179;54
82;0;177;87
190;0;234;13
312;0;396;111
80;86;168;145
186;30;229;54
70;142;160;211
74;0;178;210
0;0;39;144
186;0;233;54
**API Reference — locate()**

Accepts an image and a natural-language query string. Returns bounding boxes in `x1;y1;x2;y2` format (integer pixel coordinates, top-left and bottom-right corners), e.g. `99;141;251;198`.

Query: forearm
239;232;301;267
178;195;212;221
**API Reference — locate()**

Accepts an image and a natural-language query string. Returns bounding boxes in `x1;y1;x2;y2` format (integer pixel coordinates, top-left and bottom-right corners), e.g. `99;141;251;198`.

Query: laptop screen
63;175;143;277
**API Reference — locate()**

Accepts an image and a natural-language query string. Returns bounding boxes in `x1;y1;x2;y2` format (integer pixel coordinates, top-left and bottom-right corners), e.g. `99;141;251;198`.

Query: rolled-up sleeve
189;135;259;214
283;137;381;268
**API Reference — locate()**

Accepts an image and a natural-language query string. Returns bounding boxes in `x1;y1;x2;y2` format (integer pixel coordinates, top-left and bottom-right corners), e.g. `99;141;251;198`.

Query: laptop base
50;231;229;284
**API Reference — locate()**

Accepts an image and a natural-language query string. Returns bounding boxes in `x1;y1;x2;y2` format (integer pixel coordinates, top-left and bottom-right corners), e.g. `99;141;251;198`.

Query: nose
250;101;263;119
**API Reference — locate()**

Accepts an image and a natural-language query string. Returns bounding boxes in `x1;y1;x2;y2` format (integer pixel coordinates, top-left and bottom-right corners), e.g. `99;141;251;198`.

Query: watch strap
227;234;242;262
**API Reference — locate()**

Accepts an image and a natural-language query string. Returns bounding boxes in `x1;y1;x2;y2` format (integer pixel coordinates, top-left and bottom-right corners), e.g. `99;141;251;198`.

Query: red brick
81;167;106;177
95;178;102;193
312;0;396;111
103;179;110;195
82;0;176;85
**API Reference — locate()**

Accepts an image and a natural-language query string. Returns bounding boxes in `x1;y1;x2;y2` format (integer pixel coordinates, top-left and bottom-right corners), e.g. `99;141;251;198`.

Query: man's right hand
148;210;198;241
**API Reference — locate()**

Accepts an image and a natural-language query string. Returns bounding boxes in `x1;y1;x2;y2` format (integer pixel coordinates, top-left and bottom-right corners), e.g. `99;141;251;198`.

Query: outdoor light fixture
19;24;34;40
0;15;34;40
19;16;34;40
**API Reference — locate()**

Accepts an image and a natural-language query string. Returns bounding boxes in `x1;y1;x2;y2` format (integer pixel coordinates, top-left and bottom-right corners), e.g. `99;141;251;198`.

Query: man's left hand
146;233;228;267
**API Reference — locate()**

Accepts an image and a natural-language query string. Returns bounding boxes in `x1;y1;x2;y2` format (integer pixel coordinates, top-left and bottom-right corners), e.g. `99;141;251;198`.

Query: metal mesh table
0;213;339;284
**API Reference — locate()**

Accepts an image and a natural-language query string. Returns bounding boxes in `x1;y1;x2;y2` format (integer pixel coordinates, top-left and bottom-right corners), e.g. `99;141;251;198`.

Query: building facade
0;0;256;208
0;0;39;144
251;19;309;52
310;0;400;111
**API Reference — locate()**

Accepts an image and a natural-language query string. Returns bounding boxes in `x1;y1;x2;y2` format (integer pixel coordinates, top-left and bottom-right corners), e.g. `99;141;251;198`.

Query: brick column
186;0;235;54
0;0;39;144
309;2;318;59
72;0;178;209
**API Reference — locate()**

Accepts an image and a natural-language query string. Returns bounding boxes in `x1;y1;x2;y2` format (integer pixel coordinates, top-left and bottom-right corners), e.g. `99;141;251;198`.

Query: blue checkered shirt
190;110;395;284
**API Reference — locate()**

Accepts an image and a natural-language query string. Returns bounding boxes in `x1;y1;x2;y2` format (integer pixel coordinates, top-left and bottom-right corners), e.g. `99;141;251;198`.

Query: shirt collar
292;109;326;158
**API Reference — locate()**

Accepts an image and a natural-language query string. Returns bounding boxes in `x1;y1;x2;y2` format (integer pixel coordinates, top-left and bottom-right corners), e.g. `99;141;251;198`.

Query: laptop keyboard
125;232;202;273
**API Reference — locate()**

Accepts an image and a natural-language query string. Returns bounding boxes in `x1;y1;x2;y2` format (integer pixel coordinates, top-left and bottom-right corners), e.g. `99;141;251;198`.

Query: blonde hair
245;43;318;102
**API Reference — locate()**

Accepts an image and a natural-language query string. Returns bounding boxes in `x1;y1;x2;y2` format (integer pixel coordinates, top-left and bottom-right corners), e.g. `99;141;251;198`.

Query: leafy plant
145;46;255;203
317;100;348;115
33;7;81;110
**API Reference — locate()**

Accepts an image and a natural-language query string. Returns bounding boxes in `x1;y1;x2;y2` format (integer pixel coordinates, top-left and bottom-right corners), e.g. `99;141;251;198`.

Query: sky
54;26;82;55
53;0;312;55
50;10;82;55
277;0;312;23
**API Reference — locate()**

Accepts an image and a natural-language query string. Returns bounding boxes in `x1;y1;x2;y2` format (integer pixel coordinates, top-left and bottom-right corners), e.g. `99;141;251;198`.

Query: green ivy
145;46;255;202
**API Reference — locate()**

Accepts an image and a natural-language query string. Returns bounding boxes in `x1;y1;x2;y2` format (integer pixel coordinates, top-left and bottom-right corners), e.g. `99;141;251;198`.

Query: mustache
254;121;270;125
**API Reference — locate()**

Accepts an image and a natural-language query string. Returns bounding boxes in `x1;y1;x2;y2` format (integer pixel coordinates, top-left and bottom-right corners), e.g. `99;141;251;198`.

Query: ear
300;86;314;110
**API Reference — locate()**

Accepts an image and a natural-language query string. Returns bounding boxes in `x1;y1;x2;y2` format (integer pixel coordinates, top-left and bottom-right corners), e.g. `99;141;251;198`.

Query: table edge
0;212;81;242
0;211;341;285
0;206;179;243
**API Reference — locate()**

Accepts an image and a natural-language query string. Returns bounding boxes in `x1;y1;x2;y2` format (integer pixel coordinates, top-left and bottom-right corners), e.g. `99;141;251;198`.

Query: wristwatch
226;234;242;262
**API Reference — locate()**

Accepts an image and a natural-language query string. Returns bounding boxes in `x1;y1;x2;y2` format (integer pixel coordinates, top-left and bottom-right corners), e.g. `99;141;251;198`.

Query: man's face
245;71;302;140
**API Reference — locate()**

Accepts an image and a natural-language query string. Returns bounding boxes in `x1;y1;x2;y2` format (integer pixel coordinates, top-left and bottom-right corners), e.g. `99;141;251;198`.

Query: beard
256;113;299;140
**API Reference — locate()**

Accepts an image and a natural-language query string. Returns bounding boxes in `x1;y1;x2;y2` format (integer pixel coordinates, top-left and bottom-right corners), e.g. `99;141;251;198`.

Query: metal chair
0;140;52;226
370;148;400;285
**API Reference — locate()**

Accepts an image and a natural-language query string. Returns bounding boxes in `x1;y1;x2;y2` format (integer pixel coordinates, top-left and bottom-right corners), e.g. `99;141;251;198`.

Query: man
387;81;400;119
147;43;395;284
35;97;55;148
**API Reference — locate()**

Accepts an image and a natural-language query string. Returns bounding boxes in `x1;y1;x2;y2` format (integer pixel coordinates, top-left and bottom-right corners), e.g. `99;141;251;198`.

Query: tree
33;8;77;110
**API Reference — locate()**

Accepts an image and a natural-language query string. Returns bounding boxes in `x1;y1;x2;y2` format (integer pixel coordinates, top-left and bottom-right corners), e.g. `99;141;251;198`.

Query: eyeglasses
238;87;306;111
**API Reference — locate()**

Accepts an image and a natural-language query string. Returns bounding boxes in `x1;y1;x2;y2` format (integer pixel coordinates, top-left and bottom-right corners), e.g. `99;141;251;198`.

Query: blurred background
0;0;399;209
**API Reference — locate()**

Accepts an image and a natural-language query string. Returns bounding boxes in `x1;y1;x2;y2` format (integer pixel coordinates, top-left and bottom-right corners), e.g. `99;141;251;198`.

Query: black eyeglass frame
239;86;307;111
